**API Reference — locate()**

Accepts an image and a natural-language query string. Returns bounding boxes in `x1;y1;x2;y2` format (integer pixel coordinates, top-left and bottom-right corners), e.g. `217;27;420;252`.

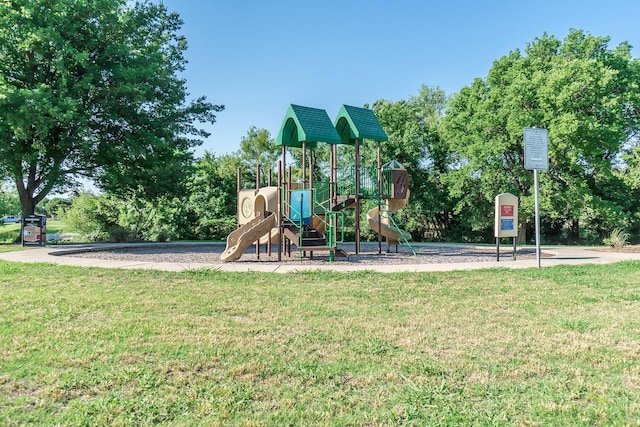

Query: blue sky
159;0;640;157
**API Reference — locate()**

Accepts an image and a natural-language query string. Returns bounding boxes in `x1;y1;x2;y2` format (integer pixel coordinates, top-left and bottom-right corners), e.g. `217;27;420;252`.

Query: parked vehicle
2;215;20;224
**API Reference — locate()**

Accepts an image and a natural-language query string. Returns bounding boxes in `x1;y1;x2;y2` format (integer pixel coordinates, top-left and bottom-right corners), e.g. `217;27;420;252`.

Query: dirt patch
588;245;640;253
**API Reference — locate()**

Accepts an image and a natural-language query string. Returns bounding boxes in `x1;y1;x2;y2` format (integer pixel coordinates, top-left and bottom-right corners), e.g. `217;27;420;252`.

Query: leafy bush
62;193;120;242
43;198;72;219
603;228;629;248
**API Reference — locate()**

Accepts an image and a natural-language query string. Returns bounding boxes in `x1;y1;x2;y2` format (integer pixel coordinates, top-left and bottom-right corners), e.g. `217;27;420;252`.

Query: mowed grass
1;261;640;425
0;223;21;244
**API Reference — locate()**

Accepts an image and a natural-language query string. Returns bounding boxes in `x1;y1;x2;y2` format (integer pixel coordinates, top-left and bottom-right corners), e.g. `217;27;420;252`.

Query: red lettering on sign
501;205;514;216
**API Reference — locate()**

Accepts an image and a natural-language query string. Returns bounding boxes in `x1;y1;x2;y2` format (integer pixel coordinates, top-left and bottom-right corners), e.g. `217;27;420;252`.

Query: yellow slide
367;189;411;245
221;213;276;262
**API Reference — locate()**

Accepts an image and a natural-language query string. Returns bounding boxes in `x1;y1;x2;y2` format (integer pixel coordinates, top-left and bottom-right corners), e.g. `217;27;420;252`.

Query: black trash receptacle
22;215;47;247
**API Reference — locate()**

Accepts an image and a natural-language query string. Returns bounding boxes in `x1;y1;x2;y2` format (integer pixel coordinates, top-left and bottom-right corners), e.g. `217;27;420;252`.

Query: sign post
494;193;518;261
524;127;548;268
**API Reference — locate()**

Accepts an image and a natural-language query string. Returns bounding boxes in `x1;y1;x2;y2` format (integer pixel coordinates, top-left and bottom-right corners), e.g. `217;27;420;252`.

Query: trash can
22;215;46;247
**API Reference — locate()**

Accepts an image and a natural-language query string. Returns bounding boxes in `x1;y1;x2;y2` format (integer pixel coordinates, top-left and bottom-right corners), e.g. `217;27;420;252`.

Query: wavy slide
221;213;276;262
367;190;411;245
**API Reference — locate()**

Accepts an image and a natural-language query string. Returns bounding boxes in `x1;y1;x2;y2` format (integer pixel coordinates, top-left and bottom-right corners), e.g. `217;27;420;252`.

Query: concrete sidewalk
1;243;640;273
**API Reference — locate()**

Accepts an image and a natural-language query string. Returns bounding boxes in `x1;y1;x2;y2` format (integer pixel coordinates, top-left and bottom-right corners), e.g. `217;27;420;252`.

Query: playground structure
221;104;414;262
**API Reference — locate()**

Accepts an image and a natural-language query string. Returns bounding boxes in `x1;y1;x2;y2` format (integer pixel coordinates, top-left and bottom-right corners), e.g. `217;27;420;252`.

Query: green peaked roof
334;104;388;145
276;104;341;148
382;160;405;170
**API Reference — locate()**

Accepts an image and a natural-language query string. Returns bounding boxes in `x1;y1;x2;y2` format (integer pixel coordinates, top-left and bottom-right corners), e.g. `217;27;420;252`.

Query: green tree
63;193;121;242
0;183;20;217
372;85;452;240
168;152;239;240
0;0;223;215
618;139;640;241
441;30;640;243
41;197;72;219
190;152;239;239
238;127;280;185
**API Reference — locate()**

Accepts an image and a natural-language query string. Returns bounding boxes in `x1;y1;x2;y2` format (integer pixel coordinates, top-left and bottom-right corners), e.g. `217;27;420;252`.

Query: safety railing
313;167;396;210
334;167;394;198
281;188;305;260
313;181;331;214
325;211;345;246
374;199;416;256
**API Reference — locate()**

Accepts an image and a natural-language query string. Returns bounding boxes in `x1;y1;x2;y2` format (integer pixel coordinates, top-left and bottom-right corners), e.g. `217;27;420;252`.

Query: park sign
524;127;549;170
524;127;547;268
494;193;518;238
494;193;518;261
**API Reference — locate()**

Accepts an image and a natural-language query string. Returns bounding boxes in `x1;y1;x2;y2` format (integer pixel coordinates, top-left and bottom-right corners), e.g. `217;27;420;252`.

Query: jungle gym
221;104;414;262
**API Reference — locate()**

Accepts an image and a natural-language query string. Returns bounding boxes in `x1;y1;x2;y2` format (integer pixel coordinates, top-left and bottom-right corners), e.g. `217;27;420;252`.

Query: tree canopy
371;85;452;240
0;0;223;215
441;29;640;242
237;126;280;185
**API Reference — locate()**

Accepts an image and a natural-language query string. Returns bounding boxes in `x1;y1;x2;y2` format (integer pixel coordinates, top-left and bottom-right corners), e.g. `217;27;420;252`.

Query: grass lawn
0;245;24;253
1;261;640;425
0;222;21;244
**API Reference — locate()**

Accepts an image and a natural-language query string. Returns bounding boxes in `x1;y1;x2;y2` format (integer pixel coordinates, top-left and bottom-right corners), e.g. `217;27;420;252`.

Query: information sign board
501;219;514;231
524;127;549;170
501;205;514;216
495;193;518;238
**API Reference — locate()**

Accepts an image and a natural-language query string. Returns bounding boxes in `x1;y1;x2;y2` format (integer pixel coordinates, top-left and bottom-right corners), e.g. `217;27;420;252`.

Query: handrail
385;212;416;256
281;189;304;260
375;198;416;256
325;211;345;246
325;211;345;262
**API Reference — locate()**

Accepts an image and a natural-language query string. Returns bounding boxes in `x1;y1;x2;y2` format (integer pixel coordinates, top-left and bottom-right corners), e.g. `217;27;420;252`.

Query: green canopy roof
334;105;388;145
276;104;341;148
382;160;405;170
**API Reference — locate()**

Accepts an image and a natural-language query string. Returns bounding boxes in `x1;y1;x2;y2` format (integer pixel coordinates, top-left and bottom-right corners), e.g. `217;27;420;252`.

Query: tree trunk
569;218;580;245
516;220;527;245
15;180;37;216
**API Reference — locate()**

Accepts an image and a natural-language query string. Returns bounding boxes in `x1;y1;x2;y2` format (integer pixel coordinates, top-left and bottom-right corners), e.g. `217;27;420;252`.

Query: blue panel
501;219;514;231
290;190;312;225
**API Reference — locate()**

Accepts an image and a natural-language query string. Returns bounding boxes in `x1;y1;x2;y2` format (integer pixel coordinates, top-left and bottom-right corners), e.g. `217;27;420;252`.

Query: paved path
1;243;640;273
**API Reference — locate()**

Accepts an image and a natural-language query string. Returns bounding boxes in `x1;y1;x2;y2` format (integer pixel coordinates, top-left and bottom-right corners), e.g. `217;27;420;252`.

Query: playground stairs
331;196;357;212
282;221;327;250
281;220;346;258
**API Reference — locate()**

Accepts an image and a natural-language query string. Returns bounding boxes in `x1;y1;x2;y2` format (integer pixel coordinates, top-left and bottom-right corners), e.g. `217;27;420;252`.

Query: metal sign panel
494;193;518;238
524;127;549;170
